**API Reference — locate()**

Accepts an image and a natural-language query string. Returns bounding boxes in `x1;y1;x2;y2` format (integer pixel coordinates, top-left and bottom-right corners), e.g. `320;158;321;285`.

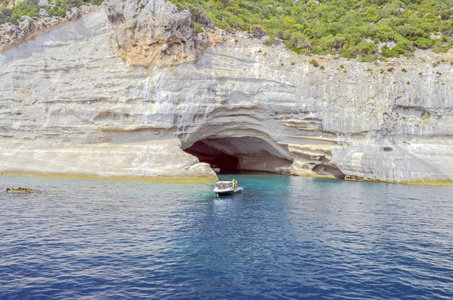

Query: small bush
402;68;407;72
387;67;394;72
362;55;378;62
191;21;204;33
309;59;319;67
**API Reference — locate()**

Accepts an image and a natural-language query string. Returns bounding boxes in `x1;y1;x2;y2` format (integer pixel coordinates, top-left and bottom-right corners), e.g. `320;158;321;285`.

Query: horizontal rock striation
0;0;452;184
0;139;214;180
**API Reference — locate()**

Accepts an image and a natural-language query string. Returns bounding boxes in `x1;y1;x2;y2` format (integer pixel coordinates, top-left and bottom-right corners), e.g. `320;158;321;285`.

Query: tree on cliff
167;0;453;61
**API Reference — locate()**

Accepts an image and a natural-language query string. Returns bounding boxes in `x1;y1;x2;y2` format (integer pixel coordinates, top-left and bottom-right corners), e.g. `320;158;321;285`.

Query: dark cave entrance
185;141;240;174
183;137;293;175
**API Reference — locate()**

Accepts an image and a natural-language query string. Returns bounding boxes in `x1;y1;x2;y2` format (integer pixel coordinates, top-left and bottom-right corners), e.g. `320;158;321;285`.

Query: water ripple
1;175;452;299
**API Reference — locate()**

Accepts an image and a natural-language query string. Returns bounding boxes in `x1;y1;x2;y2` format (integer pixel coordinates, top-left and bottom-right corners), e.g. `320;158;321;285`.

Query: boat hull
214;186;243;196
215;190;234;196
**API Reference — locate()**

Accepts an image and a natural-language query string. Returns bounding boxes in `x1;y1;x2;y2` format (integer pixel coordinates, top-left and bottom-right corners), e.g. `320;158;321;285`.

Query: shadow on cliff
183;137;294;175
184;136;346;179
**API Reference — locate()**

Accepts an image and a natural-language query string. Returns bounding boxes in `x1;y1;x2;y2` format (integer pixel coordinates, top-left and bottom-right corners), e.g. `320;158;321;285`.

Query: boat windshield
216;181;232;189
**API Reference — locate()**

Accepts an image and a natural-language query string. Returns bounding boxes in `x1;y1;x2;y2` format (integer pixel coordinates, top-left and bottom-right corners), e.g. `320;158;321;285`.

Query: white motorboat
213;180;243;196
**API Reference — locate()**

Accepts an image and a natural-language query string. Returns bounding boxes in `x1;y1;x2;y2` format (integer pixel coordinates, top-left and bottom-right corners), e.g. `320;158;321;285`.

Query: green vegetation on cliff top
1;0;453;60
0;0;102;25
170;0;453;60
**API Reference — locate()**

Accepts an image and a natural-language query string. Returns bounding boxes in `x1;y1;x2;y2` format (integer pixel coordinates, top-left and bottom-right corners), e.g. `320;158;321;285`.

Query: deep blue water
1;174;452;299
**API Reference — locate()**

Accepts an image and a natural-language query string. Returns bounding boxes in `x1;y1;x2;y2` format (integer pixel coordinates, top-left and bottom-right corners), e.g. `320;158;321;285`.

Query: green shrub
164;0;453;58
414;37;435;49
362;55;378;62
309;58;319;67
191;21;204;33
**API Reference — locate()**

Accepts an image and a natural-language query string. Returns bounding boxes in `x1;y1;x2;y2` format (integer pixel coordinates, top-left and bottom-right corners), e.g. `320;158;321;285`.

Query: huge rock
0;0;452;184
105;0;209;67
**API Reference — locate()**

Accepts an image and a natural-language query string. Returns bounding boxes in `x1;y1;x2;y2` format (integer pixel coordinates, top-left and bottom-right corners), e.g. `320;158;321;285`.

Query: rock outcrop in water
0;0;452;184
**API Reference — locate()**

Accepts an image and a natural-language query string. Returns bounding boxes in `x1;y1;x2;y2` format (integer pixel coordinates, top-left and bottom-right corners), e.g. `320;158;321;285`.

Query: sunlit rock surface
0;0;452;183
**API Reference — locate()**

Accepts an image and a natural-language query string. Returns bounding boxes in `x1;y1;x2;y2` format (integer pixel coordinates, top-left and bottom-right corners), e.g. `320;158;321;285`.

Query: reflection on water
1;174;452;299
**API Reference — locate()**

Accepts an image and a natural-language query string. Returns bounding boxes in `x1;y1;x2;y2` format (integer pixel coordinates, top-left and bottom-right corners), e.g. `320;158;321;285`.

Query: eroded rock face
105;0;209;67
0;0;452;183
185;137;293;174
0;5;96;52
0;139;214;180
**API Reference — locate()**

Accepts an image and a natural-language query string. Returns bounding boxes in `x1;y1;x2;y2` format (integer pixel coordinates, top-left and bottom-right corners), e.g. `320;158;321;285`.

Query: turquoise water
1;174;452;299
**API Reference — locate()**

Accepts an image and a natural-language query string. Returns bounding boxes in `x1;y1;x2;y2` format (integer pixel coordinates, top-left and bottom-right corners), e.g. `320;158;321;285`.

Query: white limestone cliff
0;0;452;184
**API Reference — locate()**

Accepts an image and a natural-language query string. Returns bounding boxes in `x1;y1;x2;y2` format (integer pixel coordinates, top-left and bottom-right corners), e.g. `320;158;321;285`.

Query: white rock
39;8;48;17
0;0;452;184
66;7;79;20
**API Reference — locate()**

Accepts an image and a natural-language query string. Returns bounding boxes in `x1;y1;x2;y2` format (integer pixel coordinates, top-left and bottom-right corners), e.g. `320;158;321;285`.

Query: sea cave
183;136;293;174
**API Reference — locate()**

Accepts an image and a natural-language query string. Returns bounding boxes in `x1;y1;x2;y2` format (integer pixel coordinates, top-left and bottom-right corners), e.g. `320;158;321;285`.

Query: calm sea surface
1;174;452;299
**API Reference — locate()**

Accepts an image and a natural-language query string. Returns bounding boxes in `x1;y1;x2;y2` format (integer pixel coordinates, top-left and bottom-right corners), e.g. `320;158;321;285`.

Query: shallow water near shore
1;174;452;299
